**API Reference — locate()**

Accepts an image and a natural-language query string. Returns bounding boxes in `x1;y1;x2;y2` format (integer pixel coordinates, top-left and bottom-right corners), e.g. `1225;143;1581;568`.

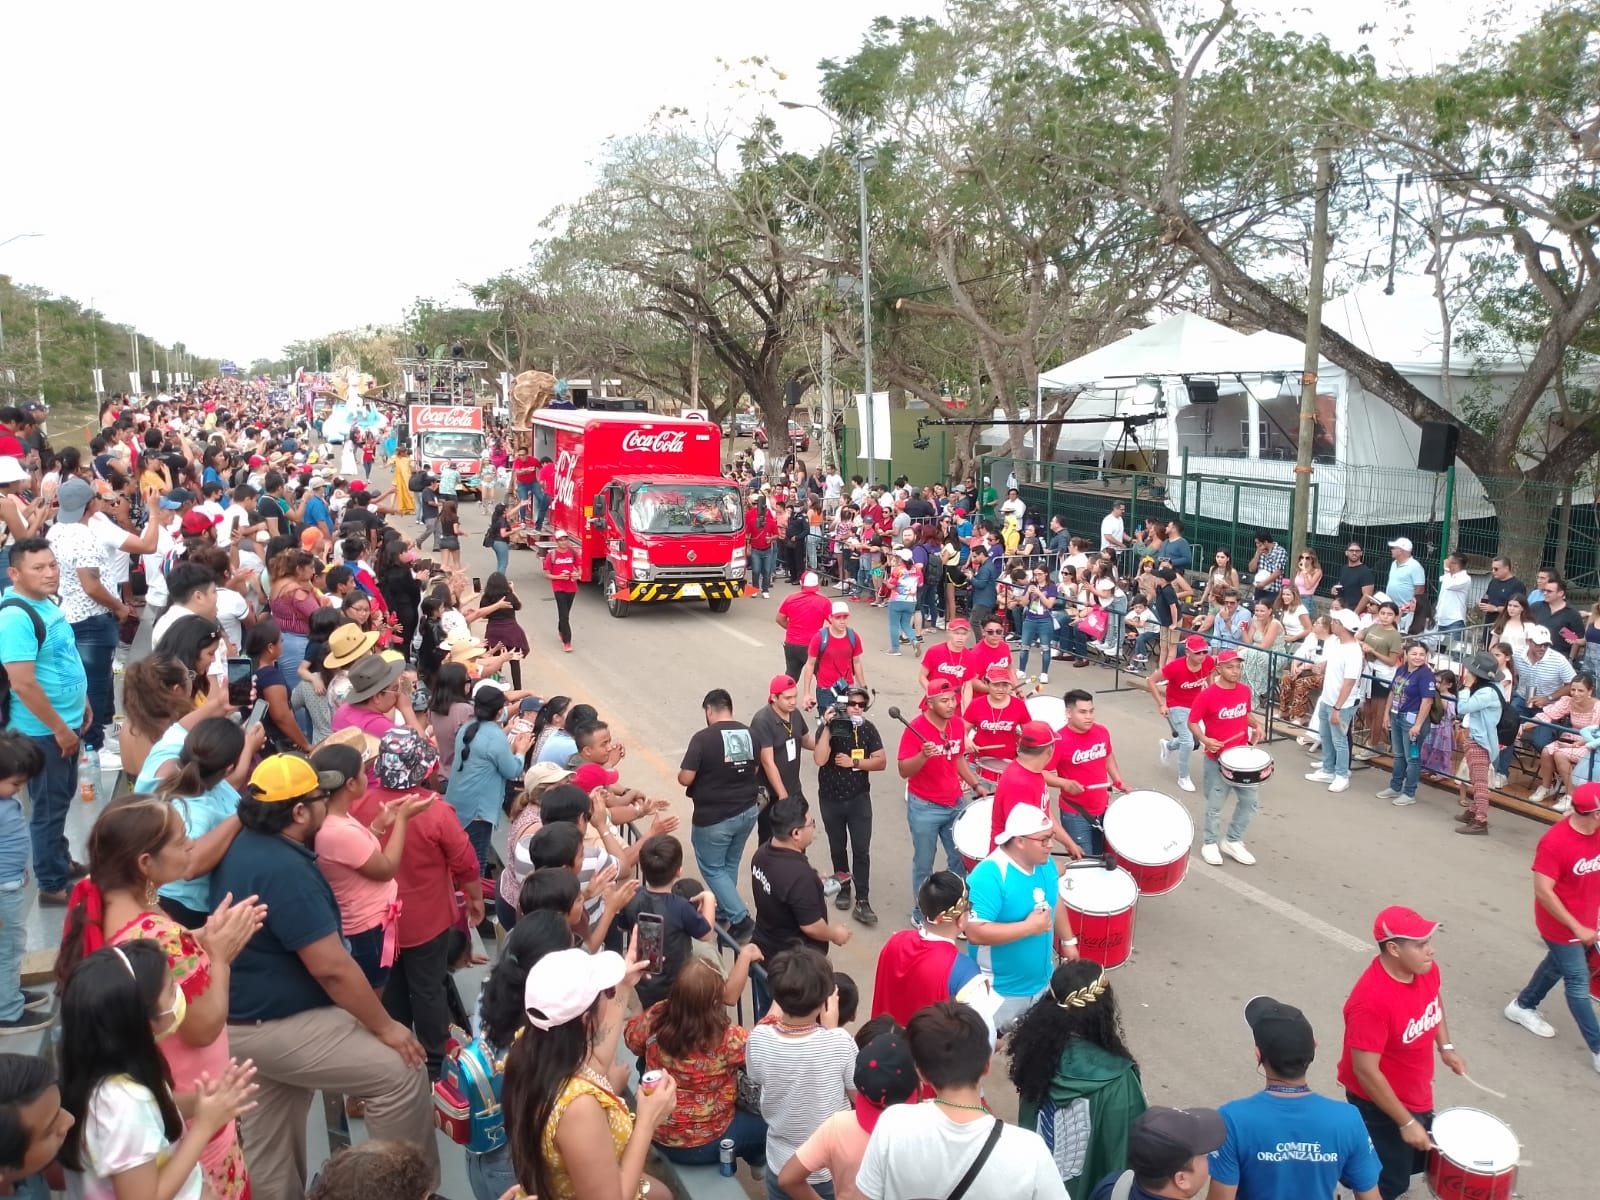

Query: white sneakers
1305;770;1335;783
1554;795;1575;815
1328;776;1350;793
1375;788;1400;800
1391;794;1418;807
1177;778;1195;793
1503;1000;1556;1038
1221;840;1256;865
1158;738;1172;768
1038;673;1049;684
1201;843;1224;866
1529;785;1554;804
1491;771;1508;789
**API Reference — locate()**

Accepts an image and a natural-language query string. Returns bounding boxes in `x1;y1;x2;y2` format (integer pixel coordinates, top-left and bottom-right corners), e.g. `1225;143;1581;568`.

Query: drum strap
1057;792;1102;830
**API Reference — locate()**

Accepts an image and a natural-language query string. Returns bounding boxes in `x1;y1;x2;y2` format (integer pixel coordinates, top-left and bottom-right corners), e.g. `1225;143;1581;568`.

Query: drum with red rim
952;799;993;872
1218;744;1274;785
972;756;1009;787
1426;1107;1518;1200
1059;864;1138;969
1102;790;1193;896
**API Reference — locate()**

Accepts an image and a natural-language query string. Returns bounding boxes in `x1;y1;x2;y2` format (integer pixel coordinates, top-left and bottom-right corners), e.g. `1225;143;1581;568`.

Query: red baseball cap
1017;720;1056;750
1215;649;1241;663
769;674;797;697
349;480;368;493
572;763;620;792
1570;782;1600;814
1373;905;1440;943
1184;635;1210;654
946;618;971;631
180;510;222;536
925;677;957;698
984;662;1013;683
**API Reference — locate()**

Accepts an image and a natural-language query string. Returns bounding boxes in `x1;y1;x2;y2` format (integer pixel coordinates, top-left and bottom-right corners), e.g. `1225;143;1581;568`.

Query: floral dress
110;912;248;1200
1533;696;1600;765
1420;694;1457;776
623;1004;751;1149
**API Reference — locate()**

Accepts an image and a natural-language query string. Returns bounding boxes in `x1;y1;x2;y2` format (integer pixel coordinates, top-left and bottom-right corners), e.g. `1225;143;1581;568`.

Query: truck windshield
418;431;484;458
628;485;743;534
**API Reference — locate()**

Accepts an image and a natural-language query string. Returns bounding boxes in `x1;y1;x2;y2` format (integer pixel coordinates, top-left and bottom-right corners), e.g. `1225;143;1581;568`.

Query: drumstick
1457;1073;1508;1100
886;706;933;747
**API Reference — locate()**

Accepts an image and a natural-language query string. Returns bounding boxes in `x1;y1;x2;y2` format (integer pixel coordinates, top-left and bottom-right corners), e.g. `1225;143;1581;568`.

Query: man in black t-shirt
1537;574;1586;649
749;674;814;844
813;685;886;926
678;688;762;940
749;797;850;1016
1333;542;1377;614
1478;554;1526;621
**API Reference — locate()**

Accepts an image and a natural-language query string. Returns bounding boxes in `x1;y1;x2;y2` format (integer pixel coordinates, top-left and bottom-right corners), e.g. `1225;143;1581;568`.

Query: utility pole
32;304;44;405
91;297;102;397
820;326;836;472
1290;142;1333;565
856;150;878;487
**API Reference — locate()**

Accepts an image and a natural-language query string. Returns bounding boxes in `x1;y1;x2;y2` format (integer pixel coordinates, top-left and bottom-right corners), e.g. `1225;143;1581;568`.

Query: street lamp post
856;150;877;487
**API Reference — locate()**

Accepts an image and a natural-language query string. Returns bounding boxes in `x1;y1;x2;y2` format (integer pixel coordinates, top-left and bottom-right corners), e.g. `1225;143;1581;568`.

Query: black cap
1244;996;1316;1075
1127;1106;1227;1179
309;743;364;791
166;487;197;505
853;1032;917;1106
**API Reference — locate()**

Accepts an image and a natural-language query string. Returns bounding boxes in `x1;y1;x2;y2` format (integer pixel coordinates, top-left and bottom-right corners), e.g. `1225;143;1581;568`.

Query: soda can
719;1139;736;1177
640;1069;664;1094
821;876;842;898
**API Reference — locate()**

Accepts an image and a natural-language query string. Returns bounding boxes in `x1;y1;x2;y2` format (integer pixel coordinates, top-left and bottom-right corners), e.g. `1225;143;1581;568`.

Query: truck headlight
631;549;651;579
731;547;747;569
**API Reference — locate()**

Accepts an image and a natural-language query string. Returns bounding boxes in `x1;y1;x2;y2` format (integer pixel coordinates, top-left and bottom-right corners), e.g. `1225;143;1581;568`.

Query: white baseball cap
523;947;626;1030
1388;537;1413;552
1526;624;1552;645
831;601;851;616
995;804;1052;845
1331;608;1361;632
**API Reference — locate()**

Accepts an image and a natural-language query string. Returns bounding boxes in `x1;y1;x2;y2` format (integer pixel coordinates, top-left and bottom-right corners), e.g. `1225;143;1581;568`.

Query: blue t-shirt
134;724;187;792
1210;1092;1381;1199
211;828;342;1022
303;494;331;532
536;730;577;767
1390;664;1437;717
0;796;28;883
966;852;1057;1000
1384;558;1427;607
0;592;87;738
158;780;241;913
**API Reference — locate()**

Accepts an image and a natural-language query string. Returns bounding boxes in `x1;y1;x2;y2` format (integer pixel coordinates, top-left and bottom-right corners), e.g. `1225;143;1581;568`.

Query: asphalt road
466;514;1589;1200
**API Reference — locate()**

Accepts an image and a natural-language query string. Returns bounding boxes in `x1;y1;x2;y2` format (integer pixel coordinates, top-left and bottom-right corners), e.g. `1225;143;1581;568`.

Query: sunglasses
983;627;1004;635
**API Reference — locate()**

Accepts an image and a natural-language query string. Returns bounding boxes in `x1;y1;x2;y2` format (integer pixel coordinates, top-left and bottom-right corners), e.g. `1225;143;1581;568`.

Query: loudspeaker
1184;379;1220;404
1417;421;1459;472
785;382;803;407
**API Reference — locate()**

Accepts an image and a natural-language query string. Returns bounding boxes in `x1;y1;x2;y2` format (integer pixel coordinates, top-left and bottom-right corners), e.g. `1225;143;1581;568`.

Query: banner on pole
127;371;142;395
851;392;892;461
92;369;104;395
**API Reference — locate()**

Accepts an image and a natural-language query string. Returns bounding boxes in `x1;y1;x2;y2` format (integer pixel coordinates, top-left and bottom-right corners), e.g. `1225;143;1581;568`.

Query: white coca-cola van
409;404;487;495
533;409;747;617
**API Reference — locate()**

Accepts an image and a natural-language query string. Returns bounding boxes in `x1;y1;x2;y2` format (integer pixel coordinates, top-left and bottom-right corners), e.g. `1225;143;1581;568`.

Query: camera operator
813;685;885;927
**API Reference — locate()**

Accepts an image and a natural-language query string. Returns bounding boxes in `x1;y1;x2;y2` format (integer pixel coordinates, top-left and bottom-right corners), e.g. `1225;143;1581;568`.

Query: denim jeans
887;601;917;649
766;1166;835;1200
907;793;964;923
1060;810;1104;857
492;541;510;574
0;881;27;1021
690;805;758;925
72;612;118;752
751;546;777;592
657;1108;769;1169
1133;628;1161;659
1202;755;1259;845
918;578;943;625
27;733;78;894
516;480;537;507
1516;938;1600;1054
1388;717;1431;797
1317;701;1358;776
466;1145;517;1200
1018;618;1053;676
1161;706;1194;784
1054;618;1089;659
278;630;309;685
465;819;494;877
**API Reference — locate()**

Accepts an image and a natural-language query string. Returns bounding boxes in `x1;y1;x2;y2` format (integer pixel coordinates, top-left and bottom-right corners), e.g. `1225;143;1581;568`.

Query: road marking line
713;622;763;648
1189;861;1369;954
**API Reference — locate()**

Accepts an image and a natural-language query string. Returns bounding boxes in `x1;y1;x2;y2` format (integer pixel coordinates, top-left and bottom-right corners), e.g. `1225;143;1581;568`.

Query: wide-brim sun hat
344;654;408;704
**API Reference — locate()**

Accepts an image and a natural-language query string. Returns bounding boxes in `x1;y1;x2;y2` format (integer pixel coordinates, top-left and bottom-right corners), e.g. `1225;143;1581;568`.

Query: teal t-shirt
967;852;1058;999
0;591;86;738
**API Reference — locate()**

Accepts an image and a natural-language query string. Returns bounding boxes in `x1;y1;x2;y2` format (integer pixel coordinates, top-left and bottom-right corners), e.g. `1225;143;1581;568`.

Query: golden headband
1053;971;1108;1009
933;877;970;923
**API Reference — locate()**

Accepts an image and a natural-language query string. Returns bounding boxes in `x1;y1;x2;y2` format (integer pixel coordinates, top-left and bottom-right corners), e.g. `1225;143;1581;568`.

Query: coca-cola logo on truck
409;405;484;432
620;429;686;454
553;449;579;508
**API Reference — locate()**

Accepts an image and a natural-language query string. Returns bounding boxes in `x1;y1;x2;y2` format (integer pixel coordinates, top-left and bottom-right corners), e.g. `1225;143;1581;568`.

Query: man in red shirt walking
541;531;581;651
512;450;539;513
776;571;833;680
1503;780;1600;1070
1146;634;1214;794
799;603;865;712
1187;650;1266;867
1046;689;1123;857
1337;906;1466;1200
918;618;975;706
896;677;989;926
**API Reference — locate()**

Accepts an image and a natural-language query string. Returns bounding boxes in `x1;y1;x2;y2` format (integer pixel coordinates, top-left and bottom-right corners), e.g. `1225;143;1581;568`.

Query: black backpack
0;598;49;728
1492;688;1519;749
409;468;432;493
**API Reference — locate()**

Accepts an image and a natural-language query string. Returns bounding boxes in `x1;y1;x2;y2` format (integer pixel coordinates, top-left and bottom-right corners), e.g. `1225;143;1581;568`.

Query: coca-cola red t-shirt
1159;655;1215;710
777;591;833;648
514;454;539;484
897;715;968;806
969;638;1014;683
1187;682;1254;758
1336;957;1444;1113
806;628;861;691
989;760;1048;851
921;643;975;691
1049;723;1114;818
1532;819;1600;942
963;695;1032;760
538;461;555;494
542;548;580;593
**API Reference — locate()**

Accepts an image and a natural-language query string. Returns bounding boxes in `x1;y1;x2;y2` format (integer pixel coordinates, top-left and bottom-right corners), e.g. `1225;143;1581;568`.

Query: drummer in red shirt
776;571;834;680
966;613;1015;698
987;720;1082;857
1503;780;1600;1068
897;677;989;926
1337;905;1466;1200
1045;689;1123;857
1146;634;1215;795
919;618;976;706
1186;650;1266;867
963;664;1031;766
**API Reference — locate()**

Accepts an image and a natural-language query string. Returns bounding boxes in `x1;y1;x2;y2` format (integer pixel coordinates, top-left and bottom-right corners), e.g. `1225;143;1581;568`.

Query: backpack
409;467;432;493
815;626;861;661
1492;687;1518;749
432;1025;506;1154
0;598;49;728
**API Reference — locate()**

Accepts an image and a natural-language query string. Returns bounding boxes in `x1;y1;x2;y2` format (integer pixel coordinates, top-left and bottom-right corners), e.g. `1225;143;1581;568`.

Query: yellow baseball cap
249;754;345;804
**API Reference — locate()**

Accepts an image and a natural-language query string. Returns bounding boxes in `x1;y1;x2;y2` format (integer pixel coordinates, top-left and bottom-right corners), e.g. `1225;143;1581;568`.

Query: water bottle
719;1139;736;1177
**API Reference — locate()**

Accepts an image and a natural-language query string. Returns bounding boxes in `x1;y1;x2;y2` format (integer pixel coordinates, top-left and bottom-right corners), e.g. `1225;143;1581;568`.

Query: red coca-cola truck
534;409;748;617
409;404;487;496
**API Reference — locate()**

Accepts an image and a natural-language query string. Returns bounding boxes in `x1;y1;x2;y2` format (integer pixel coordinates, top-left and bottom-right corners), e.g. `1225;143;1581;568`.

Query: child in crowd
1125;595;1156;665
0;733;45;1033
615;834;716;1007
1420;669;1459;786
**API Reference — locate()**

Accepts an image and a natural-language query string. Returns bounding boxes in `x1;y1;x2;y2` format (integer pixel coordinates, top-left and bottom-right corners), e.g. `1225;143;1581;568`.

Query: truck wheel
603;565;630;619
707;597;732;613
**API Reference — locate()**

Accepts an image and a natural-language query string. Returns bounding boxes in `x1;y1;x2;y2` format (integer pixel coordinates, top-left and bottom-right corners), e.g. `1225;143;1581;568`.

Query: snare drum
1026;695;1067;731
1102;791;1193;896
972;756;1009;787
1218;744;1274;786
952;799;994;872
1427;1107;1519;1200
1059;864;1138;969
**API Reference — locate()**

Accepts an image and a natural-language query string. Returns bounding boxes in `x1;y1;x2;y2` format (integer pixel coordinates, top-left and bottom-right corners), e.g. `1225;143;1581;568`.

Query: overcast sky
0;0;1489;363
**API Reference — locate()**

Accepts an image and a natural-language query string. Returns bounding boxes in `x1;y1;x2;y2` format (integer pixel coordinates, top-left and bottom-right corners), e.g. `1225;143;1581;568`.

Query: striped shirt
746;1023;856;1181
1513;649;1575;702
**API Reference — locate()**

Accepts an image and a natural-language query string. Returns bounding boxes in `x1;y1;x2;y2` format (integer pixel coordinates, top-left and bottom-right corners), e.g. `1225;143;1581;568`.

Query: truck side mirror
592;493;605;510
